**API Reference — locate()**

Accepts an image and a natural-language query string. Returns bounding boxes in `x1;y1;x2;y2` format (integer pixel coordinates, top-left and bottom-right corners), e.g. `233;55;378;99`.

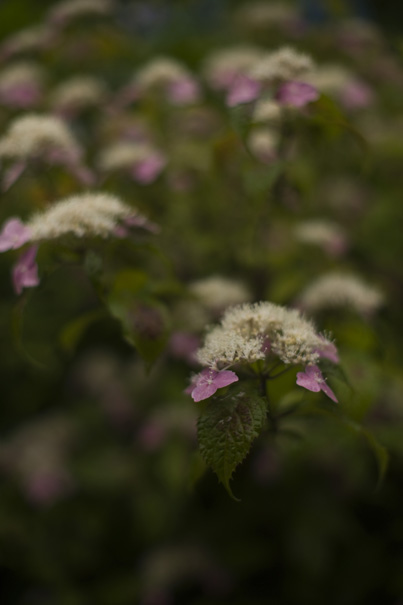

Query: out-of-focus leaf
310;94;369;152
197;384;267;500
107;270;170;368
344;419;389;489
59;308;106;353
320;360;354;393
243;161;285;196
229;103;252;141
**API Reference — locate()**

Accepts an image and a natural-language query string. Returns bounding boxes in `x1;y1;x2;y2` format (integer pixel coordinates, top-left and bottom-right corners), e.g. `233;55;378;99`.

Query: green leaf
310;94;369;152
59;308;106;353
229;104;252;141
320;360;354;393
197;384;267;499
344;420;389;489
242;161;285;196
106;270;170;368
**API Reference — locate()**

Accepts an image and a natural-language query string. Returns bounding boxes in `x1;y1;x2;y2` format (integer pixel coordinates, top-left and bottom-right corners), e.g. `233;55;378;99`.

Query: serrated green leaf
197;384;267;499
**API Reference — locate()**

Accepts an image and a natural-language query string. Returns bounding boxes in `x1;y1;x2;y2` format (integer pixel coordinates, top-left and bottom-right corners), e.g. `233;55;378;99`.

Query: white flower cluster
0;114;82;161
295;220;346;248
49;76;107;112
299;273;384;315
134;57;192;91
202;46;264;89
0;62;44;92
48;0;114;24
307;64;352;94
252;99;282;123
1;25;54;58
189;276;251;311
235;2;298;30
196;301;322;369
98;141;161;172
27;192;140;240
250;46;315;84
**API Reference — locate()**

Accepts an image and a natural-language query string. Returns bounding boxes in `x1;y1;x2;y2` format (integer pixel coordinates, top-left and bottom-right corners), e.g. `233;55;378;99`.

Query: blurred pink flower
188;368;239;402
2;161;27;192
226;75;261;107
276;81;319;108
340;80;374;110
0;82;41;108
12;245;39;295
131;153;166;184
167;77;200;105
296;364;338;403
25;470;73;506
169;331;200;362
0;218;31;251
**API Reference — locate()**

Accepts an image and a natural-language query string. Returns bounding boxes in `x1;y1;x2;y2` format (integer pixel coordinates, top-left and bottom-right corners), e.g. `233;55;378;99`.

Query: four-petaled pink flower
226;75;261;107
12;245;40;295
0;218;31;252
188;368;239;402
276;81;319;108
296;364;338;403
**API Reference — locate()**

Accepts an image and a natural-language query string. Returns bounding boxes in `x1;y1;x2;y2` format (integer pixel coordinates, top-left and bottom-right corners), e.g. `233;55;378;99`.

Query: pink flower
296;364;338;403
0;218;31;251
169;331;200;362
12;245;40;295
2;161;27;192
226;75;261;107
188;368;239;402
167;78;200;105
25;470;73;506
340;80;374;110
0;82;42;108
131;154;166;184
276;81;319;108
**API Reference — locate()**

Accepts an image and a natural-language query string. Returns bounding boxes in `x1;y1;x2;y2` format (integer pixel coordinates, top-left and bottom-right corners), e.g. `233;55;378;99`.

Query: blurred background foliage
0;0;403;604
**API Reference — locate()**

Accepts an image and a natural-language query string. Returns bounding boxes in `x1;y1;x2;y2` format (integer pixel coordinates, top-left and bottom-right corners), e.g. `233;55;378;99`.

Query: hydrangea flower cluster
187;302;338;403
0;192;157;295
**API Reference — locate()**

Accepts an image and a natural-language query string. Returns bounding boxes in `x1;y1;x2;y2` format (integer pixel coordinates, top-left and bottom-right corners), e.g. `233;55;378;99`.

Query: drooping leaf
197;384;267;499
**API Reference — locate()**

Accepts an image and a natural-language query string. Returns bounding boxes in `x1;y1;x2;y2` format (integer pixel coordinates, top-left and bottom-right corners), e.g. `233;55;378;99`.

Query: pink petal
276;81;319;108
2;161;26;192
213;370;239;388
167;78;200;105
226;75;261;107
132;155;165;184
191;382;218;402
0;218;31;251
12;245;39;295
320;381;338;403
296;366;322;392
